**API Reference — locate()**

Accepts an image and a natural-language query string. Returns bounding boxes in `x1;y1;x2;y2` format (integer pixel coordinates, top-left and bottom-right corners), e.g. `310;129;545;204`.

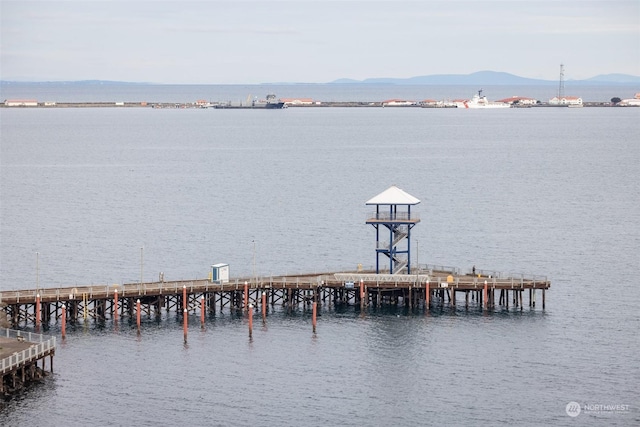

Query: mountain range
330;71;640;85
1;71;639;86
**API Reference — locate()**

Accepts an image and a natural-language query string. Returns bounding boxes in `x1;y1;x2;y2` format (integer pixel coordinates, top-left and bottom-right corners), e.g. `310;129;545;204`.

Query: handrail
0;267;549;303
366;212;421;221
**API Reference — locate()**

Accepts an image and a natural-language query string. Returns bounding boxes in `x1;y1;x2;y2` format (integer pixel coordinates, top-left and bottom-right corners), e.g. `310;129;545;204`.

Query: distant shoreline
0;101;630;109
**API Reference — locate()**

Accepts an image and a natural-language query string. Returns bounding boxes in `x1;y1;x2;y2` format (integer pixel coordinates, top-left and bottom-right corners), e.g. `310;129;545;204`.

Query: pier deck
0;267;550;328
0;329;56;398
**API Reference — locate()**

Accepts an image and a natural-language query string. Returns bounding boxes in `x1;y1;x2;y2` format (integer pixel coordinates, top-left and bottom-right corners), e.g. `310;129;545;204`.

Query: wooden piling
248;304;253;338
35;294;41;328
136;299;141;330
244;282;248;312
425;281;430;309
182;285;187;311
61;304;66;339
200;296;205;325
483;281;488;309
183;308;188;343
532;289;536;307
114;289;119;322
520;290;523;310
261;292;266;323
312;301;317;333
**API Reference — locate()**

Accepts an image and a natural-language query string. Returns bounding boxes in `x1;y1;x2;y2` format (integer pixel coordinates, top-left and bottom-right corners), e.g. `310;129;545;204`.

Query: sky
1;0;639;84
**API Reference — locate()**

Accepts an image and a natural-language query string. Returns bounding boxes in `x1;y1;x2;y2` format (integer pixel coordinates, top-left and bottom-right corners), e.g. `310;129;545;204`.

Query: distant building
280;97;314;105
549;96;583;106
4;99;38;107
496;96;538;105
381;99;416;106
618;98;640;106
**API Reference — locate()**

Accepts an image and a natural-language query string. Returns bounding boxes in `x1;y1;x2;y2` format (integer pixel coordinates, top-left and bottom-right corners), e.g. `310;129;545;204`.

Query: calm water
1;94;639;425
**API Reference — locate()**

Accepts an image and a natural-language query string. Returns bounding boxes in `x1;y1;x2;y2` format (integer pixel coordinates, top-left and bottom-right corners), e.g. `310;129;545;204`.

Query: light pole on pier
36;251;40;295
252;240;256;284
140;247;144;284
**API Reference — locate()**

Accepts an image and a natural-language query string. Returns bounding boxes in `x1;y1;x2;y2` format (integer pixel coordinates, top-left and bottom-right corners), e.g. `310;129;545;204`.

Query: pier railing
0;266;548;305
0;328;56;374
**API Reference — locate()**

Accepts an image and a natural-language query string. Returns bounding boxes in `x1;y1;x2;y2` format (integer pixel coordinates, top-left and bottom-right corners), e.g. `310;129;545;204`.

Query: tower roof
365;185;420;205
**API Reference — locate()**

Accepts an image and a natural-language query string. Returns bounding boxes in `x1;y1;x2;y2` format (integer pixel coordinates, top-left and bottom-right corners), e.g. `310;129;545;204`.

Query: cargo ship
213;94;286;109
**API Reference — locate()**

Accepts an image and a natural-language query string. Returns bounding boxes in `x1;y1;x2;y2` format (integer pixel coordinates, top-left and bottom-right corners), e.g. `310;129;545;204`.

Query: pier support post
248;304;253;339
312;301;317;333
182;285;187;311
532;289;535;307
542;289;546;309
61;304;66;339
261;292;266;323
183;308;188;343
483;281;488;309
425;281;430;310
35;294;41;329
114;289;119;322
136;299;141;331
520;290;524;310
200;296;205;326
244;282;248;312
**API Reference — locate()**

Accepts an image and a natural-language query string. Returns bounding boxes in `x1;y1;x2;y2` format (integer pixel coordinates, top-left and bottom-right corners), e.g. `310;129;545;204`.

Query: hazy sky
1;0;638;84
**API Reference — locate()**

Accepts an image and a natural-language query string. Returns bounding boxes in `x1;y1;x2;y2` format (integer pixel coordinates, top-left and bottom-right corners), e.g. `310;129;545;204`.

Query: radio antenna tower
558;64;565;99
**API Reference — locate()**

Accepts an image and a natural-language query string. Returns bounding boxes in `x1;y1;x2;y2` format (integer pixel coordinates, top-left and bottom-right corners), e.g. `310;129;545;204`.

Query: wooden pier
0;329;56;398
0;266;550;328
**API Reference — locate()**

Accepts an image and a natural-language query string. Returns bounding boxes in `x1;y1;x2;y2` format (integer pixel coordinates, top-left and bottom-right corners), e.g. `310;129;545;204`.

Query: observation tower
365;185;420;274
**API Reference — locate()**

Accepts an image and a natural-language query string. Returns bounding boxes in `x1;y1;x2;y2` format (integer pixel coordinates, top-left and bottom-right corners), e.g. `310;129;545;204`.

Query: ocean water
0;94;639;425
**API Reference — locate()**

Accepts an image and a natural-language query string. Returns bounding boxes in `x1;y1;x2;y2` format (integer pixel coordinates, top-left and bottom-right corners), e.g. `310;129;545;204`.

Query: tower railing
366;212;420;221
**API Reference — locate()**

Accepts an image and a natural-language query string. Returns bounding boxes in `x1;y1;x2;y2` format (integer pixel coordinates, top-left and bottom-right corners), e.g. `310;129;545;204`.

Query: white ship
456;89;510;109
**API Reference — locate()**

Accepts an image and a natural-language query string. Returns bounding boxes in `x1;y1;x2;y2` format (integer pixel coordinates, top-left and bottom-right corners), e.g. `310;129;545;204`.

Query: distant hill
2;72;638;86
330;71;640;86
0;80;151;85
582;74;640;84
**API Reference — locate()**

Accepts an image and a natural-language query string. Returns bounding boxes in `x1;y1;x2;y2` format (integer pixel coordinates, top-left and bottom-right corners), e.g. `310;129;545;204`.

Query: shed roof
365;185;420;205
